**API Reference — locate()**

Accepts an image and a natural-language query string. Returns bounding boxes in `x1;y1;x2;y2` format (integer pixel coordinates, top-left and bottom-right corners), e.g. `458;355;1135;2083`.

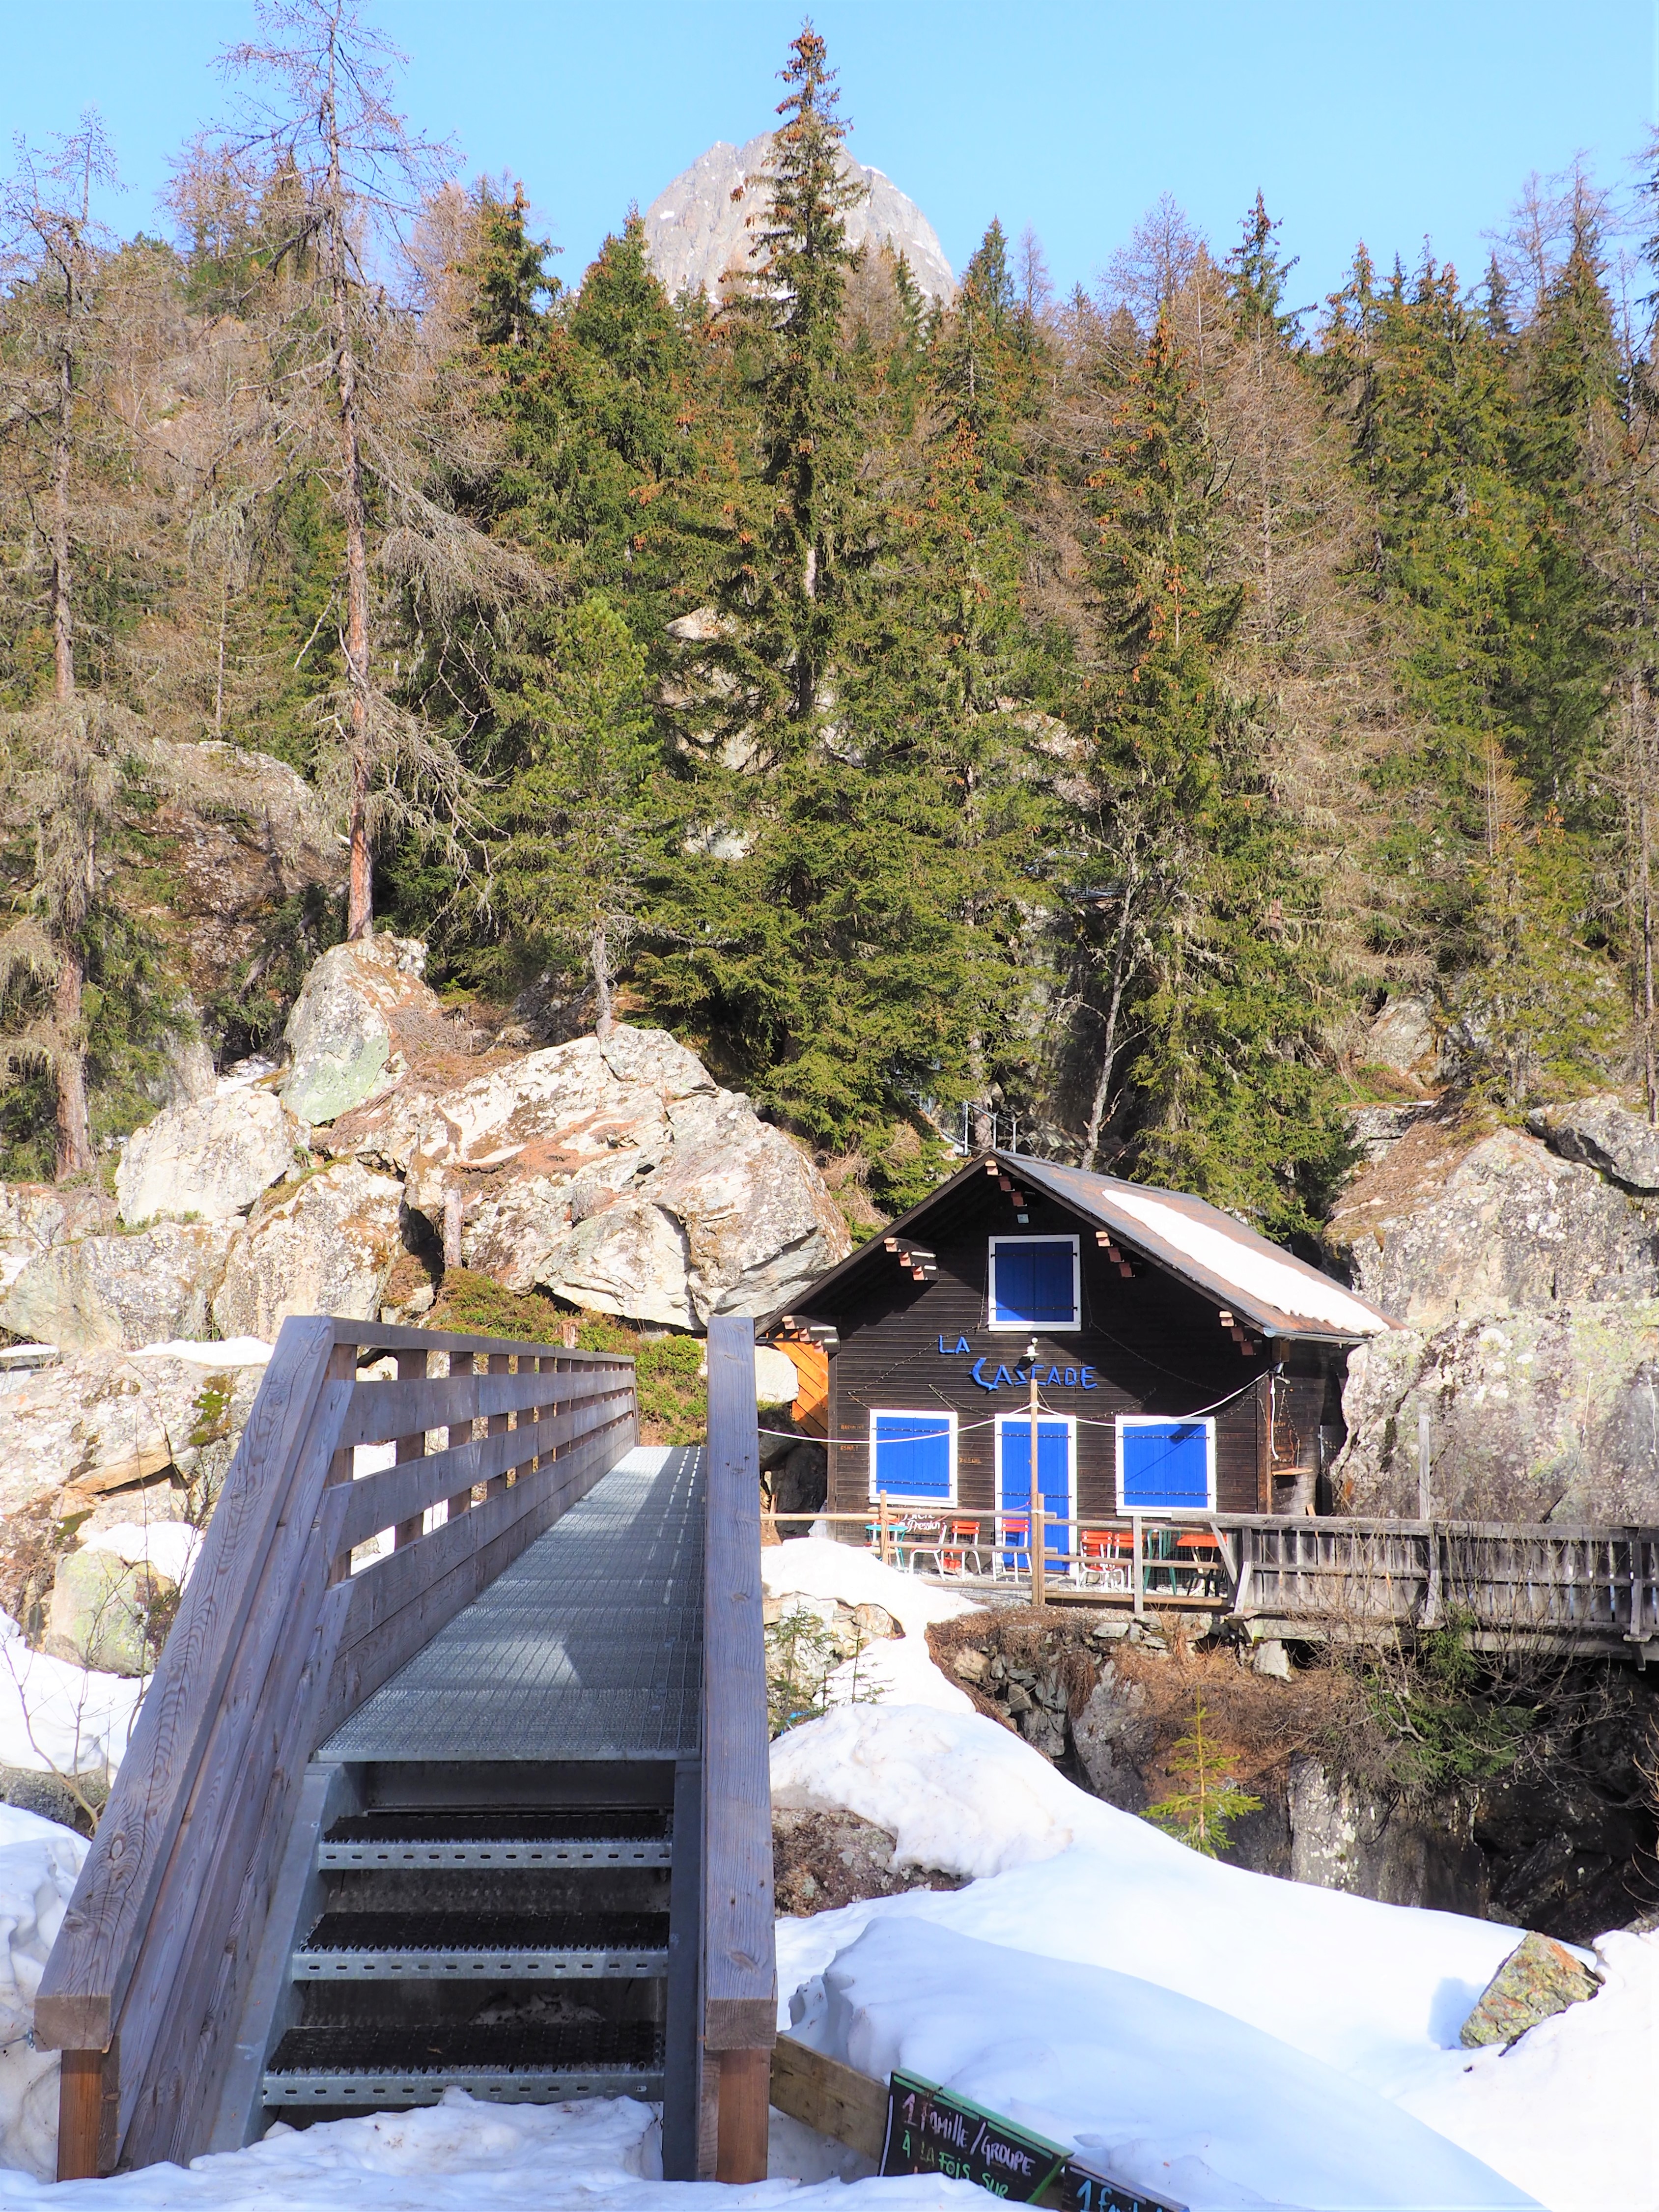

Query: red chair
992;1516;1030;1580
1080;1527;1132;1593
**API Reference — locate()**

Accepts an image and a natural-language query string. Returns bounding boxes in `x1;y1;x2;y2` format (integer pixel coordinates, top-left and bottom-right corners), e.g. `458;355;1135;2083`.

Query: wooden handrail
37;1318;637;2179
702;1315;776;2184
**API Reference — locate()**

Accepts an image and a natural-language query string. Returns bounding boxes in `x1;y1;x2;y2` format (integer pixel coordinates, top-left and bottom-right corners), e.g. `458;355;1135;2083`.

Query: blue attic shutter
991;1239;1075;1326
872;1414;952;1500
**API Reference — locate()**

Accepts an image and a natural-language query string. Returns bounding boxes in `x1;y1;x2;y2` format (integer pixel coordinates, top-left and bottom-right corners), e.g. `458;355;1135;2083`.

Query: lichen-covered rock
44;1548;170;1677
0;1346;266;1524
357;1025;848;1329
115;1086;298;1227
0;1223;234;1353
1458;1930;1600;2047
1528;1094;1659;1194
1332;1301;1659;1522
1325;1118;1659;1331
211;1161;405;1340
1359;996;1438;1082
280;934;440;1127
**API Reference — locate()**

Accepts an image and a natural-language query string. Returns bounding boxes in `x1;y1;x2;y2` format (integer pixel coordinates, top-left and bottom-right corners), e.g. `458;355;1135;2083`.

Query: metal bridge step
263;2022;663;2107
318;1807;673;1870
293;1910;669;1980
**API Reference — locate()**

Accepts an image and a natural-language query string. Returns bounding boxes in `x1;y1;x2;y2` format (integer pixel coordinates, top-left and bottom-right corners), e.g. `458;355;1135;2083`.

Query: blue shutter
998;1418;1070;1562
991;1240;1074;1325
1120;1422;1212;1511
873;1414;952;1500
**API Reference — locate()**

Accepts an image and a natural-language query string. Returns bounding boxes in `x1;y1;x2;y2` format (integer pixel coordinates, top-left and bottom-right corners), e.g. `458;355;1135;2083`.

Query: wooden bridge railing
37;1316;637;2181
701;1316;776;2184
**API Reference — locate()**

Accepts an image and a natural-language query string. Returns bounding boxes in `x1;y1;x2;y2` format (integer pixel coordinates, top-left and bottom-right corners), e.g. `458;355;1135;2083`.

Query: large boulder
1324;1115;1659;1332
115;1086;298;1227
280;934;448;1127
0;1344;268;1522
44;1549;170;1677
337;1024;849;1329
0;1183;116;1295
212;1161;406;1340
1332;1300;1659;1522
0;1222;234;1354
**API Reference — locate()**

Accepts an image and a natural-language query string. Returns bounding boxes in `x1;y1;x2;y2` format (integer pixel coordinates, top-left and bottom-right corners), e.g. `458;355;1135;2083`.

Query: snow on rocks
0;2087;985;2209
0;1805;88;2182
115;1086;299;1228
762;1539;978;1716
78;1519;202;1590
0;1614;142;1779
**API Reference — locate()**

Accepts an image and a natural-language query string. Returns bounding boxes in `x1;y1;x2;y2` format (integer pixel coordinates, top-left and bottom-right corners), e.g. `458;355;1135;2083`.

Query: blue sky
4;1;1655;310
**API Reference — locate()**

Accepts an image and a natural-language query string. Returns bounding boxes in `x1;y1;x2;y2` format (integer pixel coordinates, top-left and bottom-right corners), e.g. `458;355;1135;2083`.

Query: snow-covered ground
0;1540;1651;2209
0;1619;143;1783
0;1808;87;2182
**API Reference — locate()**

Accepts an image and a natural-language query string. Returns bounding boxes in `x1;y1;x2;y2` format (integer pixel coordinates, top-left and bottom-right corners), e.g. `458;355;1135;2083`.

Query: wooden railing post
56;2043;115;2180
702;1315;776;2185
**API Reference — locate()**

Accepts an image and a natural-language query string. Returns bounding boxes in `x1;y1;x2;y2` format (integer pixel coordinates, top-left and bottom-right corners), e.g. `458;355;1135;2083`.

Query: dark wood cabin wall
818;1182;1278;1524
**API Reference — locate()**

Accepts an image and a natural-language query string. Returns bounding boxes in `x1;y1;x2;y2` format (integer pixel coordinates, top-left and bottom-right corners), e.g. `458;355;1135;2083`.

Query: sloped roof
759;1150;1394;1344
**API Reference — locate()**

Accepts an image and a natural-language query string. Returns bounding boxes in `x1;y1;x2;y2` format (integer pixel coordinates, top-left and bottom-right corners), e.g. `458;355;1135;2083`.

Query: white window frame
986;1233;1082;1333
867;1406;959;1506
1114;1414;1217;1515
994;1411;1077;1538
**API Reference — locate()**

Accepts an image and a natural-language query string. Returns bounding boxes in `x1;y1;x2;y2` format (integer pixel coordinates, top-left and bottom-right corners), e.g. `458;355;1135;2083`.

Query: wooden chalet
758;1149;1394;1544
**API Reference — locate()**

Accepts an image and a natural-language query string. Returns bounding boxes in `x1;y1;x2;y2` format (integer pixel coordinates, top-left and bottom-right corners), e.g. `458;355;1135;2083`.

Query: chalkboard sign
881;2070;1068;2200
1061;2152;1189;2212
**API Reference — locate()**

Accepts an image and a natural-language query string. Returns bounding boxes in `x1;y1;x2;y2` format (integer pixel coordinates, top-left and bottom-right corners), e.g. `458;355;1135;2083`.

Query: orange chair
1080;1527;1133;1594
992;1515;1030;1580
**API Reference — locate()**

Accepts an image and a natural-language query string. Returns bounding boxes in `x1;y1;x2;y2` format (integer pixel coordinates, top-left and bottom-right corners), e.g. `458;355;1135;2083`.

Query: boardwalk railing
769;1508;1659;1653
701;1316;776;2184
36;1317;636;2181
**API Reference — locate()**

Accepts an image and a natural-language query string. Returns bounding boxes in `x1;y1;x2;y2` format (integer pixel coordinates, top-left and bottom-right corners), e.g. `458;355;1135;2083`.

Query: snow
0;2091;985;2211
0;1617;143;1780
133;1339;271;1367
77;1521;201;1591
1105;1185;1391;1336
0;1806;87;2183
761;1540;979;1714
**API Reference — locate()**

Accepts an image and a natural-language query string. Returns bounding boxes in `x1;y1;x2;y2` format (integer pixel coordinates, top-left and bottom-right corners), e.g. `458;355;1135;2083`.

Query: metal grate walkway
321;1445;705;1763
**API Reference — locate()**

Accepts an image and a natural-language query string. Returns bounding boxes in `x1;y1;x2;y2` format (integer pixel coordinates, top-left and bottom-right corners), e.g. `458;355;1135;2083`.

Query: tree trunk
52;346;75;704
1082;889;1136;1171
53;946;94;1179
593;916;614;1039
338;321;373;940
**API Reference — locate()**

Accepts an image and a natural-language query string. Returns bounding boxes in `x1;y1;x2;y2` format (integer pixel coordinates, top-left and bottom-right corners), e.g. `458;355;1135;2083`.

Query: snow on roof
1009;1156;1393;1338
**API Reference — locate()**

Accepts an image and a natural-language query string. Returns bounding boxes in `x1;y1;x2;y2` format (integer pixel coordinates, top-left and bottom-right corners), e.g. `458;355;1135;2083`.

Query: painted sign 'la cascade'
937;1335;1099;1394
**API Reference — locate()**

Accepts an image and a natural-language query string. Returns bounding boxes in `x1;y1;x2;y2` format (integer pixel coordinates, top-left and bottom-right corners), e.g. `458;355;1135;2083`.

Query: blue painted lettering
955;1335;970;1354
1080;1366;1097;1390
992;1364;1013;1391
1046;1365;1063;1386
970;1357;995;1390
1064;1367;1077;1387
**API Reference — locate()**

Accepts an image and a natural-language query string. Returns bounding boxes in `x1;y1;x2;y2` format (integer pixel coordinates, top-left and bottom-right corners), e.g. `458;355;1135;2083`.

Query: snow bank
0;1618;143;1780
0;2089;986;2209
762;1538;978;1713
0;1806;87;2183
78;1520;201;1590
793;1916;1538;2212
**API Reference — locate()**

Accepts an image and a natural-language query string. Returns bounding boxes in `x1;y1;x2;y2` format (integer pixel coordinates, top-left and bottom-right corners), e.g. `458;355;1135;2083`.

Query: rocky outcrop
1332;1301;1659;1522
115;1086;298;1227
145;738;346;1009
331;1024;849;1329
280;934;447;1127
0;1223;234;1354
1325;1113;1659;1332
44;1550;170;1678
0;1185;115;1295
1527;1094;1659;1193
644;132;955;306
212;1162;406;1341
0;1345;267;1523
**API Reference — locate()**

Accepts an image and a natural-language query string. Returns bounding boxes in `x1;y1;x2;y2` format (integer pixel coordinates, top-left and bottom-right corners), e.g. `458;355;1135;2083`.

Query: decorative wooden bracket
882;1237;937;1282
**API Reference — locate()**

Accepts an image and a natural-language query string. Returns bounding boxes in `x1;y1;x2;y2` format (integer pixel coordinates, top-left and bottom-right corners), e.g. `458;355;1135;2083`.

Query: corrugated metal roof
759;1151;1394;1343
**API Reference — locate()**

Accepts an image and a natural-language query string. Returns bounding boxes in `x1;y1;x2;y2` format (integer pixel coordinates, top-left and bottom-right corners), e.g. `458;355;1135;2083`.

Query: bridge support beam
714;2046;772;2183
56;2043;116;2181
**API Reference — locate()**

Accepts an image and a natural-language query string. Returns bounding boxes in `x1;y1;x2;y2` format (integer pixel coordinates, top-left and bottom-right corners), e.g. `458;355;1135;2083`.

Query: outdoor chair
1079;1527;1133;1594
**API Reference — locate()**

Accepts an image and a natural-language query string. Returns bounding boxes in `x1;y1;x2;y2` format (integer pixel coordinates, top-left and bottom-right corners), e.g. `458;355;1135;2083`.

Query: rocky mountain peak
642;131;955;306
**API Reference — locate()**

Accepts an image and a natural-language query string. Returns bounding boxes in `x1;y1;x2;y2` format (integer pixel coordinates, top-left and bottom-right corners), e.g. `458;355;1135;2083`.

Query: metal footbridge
35;1321;776;2185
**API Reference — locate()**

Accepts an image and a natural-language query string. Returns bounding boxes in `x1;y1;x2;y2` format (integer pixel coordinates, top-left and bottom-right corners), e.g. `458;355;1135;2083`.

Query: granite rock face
1458;1932;1600;2048
1331;1300;1659;1522
281;934;440;1128
212;1161;406;1342
0;1222;234;1354
1527;1094;1659;1194
346;1024;850;1330
1324;1116;1659;1332
0;1183;116;1298
644;132;955;305
45;1549;169;1677
115;1085;298;1227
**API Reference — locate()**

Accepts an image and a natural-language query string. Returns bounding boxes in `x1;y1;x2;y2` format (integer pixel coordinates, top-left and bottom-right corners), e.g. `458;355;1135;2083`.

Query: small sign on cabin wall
880;2071;1189;2212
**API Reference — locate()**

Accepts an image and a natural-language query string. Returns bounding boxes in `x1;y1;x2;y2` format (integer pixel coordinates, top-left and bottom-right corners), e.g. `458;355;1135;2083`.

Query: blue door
997;1416;1073;1569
